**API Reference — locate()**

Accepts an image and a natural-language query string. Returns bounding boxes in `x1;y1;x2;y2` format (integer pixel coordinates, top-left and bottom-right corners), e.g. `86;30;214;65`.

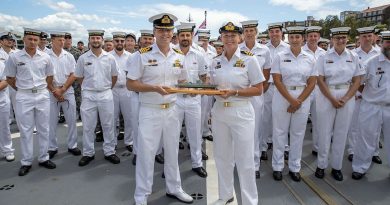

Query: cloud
365;0;390;7
39;0;75;11
268;0;335;11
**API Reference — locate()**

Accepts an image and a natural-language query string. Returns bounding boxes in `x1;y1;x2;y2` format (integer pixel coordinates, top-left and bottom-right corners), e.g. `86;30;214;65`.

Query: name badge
346;60;353;63
85;62;92;66
147;59;158;66
17;62;25;66
376;67;384;75
283;59;291;62
326;60;334;64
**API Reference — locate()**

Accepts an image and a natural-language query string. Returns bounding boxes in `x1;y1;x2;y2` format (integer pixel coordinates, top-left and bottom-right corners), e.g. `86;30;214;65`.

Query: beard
382;47;390;58
91;42;102;49
115;45;123;51
180;40;190;47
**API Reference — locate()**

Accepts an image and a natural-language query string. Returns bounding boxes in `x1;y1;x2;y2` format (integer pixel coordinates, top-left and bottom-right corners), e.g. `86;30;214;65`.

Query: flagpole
204;11;207;29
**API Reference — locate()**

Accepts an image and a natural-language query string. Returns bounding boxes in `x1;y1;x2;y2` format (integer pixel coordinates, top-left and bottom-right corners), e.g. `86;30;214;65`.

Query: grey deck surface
0;121;389;205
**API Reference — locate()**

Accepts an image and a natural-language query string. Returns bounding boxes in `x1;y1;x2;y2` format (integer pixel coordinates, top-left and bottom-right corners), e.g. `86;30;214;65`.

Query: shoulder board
139;46;152;54
213;54;222;59
172;48;184;55
241;50;254;56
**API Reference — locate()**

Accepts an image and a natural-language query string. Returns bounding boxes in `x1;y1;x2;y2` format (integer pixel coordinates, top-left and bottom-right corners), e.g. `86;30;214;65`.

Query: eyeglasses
334;36;347;41
114;39;125;43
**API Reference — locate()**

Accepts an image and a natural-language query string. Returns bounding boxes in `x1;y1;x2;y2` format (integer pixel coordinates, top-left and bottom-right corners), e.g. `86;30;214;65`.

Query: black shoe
117;133;124;141
155;154;164;164
202;150;209;160
18;165;32;176
273;171;283;181
289;171;301;182
260;151;268;160
379;141;383;149
348;154;353;162
203;135;213;141
126;145;133;152
192;167;208;178
179;142;184;150
58;115;65;123
68;147;81;156
312;150;318;156
255;171;260;179
78;156;95;166
267;143;273;150
104;154;120;164
372;156;382;164
315;167;325;179
331;169;343;181
95;132;103;142
187;143;190;149
352;172;365;180
162;172;165;178
284;151;289;160
38;160;56;169
48;150;58;159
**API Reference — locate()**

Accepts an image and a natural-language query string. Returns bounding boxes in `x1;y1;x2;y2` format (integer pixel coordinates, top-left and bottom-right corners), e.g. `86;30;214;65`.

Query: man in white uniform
127;13;193;204
240;20;272;179
352;31;390;180
5;28;56;176
75;29;120;166
47;32;80;159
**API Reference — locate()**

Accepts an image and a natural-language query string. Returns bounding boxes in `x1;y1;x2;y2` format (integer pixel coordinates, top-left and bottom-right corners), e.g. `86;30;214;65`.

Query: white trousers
201;95;213;136
352;100;390;173
261;85;274;151
316;88;355;170
347;98;380;156
212;102;258;205
134;104;183;204
272;89;310;172
49;92;78;150
176;95;202;168
15;90;50;165
113;87;132;146
0;90;14;156
309;86;319;152
80;90;116;157
251;95;264;171
130;92;139;153
8;87;16;123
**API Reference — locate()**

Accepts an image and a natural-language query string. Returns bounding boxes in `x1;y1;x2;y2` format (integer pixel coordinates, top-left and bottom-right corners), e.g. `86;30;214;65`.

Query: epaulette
241;50;254;56
172;48;184;55
213;54;222;59
139;46;152;54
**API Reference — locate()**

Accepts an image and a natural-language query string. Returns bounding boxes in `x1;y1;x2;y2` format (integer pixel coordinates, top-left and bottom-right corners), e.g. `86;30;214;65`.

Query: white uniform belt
372;102;390;107
286;85;305;90
83;89;110;92
18;88;47;93
179;94;196;98
216;101;249;107
114;85;126;89
141;102;175;109
328;83;350;90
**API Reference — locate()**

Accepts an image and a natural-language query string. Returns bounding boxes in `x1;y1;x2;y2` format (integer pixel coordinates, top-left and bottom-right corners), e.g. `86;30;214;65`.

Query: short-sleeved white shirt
5;48;54;89
271;49;317;86
210;47;265;102
75;50;118;91
178;46;208;83
126;43;186;104
302;44;326;60
362;53;390;104
240;42;272;70
316;48;365;85
110;50;131;87
47;49;76;93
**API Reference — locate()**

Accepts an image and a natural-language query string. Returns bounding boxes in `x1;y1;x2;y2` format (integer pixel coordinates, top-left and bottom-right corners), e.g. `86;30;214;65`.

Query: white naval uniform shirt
110;50;131;87
178;46;208;83
0;47;17;62
362;53;390;104
210;47;265;102
75;50;118;91
353;46;381;67
266;40;290;82
126;43;187;104
316;48;365;86
5;48;54;90
0;60;5;83
240;42;272;71
271;49;317;86
47;49;76;93
302;44;326;60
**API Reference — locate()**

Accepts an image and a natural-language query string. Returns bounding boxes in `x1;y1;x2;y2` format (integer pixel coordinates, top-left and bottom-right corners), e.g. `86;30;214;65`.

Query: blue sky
0;0;388;43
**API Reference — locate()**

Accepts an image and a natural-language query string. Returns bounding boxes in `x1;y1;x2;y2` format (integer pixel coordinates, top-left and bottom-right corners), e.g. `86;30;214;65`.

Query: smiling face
178;31;192;48
288;33;304;48
221;31;240;51
89;35;103;49
153;28;173;45
243;27;257;42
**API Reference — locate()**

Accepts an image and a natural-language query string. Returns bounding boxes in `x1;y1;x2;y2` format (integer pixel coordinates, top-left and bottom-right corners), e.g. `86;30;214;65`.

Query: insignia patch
234;59;245;68
147;59;158;66
139;46;152;54
172;48;183;55
241;50;253;56
376;67;384;75
173;59;182;68
215;62;221;69
17;62;25;66
0;58;5;61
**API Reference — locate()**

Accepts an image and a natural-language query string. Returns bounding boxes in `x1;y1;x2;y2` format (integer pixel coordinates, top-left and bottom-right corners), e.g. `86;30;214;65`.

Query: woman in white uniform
315;27;364;181
271;26;317;182
210;21;265;205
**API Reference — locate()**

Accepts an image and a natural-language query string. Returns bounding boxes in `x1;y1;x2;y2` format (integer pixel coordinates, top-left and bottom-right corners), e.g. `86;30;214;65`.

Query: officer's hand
155;86;170;96
220;90;234;99
53;88;65;98
287;105;297;113
331;99;342;109
290;99;302;108
56;95;65;102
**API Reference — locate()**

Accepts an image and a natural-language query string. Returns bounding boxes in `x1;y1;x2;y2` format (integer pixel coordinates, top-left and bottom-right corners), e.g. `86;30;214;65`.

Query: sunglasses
114;39;125;43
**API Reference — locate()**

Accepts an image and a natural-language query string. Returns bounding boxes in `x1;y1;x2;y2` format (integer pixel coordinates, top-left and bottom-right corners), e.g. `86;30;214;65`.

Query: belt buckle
223;102;231;107
160;103;170;109
290;86;297;90
335;85;341;89
32;89;38;93
183;94;188;98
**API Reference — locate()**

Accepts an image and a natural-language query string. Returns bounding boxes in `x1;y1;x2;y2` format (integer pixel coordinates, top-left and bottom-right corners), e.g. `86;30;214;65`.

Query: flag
198;19;206;29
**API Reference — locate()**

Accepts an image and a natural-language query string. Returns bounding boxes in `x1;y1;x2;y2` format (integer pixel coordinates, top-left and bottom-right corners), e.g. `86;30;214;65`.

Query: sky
0;0;389;43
